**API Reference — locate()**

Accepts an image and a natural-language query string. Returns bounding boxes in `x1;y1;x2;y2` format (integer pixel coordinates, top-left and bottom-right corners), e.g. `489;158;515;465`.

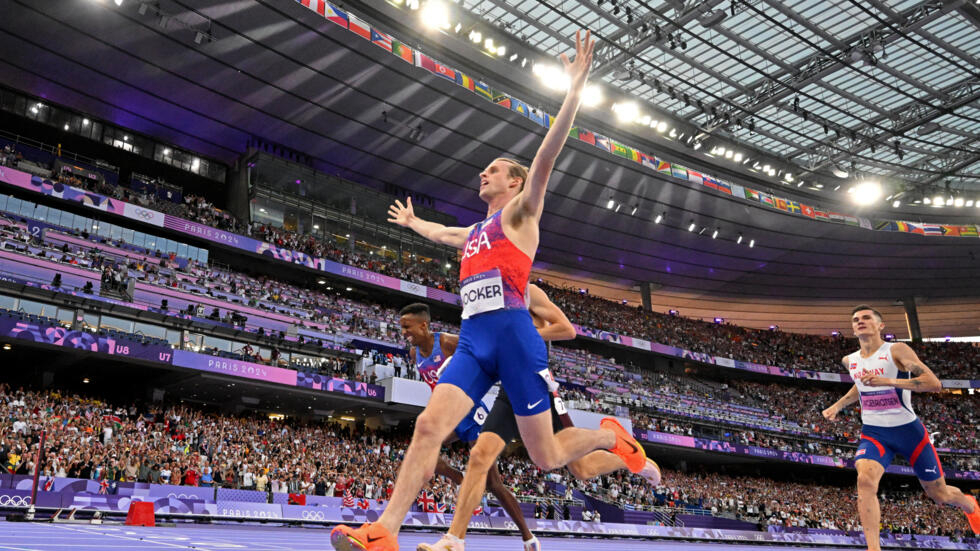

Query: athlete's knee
856;470;880;495
414;409;450;442
469;443;498;475
566;459;594;481
526;444;563;472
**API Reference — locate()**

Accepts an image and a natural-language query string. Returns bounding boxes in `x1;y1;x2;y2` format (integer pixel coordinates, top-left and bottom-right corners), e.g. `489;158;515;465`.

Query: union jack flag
416;490;436;512
357;499;370;510
43;477;54;492
98;479;109;495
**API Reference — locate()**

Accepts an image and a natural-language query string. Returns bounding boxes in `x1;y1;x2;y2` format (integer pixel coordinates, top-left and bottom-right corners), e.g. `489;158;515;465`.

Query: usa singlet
416;332;448;390
416;333;489;442
458;210;532;319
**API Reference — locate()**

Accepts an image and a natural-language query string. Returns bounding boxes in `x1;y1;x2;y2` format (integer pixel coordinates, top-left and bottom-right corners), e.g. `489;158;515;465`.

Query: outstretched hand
387;198;416;227
560;30;595;94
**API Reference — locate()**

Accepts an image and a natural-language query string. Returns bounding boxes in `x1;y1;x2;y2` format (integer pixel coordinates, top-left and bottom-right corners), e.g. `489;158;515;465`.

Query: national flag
594;134;611;152
99;479;109;495
703;176;719;191
347;13;371;40
921;224;943;236
370;29;392;52
729;183;744;199
492;91;511;109
800;204;815;218
891;221;909;232
904;222;925;235
610;141;630;158
102;415;122;429
786;201;801;215
954;225;979;237
473;506;484;516
774;198;788;211
288;493;307;505
716;180;732;195
342;489;355;508
744;188;761;202
687;170;704;185
656;160;672;175
391;40;413;63
814;209;829;221
300;0;327;17
324;4;349;27
527;108;548;127
433;61;457;81
828;212;845;223
670;164;688;179
577;129;596;146
473;80;492;101
43;477;54;492
629;148;641;162
455;72;476;92
435;502;447;513
417;490;436;512
843;215;861;227
510;98;531;117
760;193;775;208
357;499;370;510
638;152;656;170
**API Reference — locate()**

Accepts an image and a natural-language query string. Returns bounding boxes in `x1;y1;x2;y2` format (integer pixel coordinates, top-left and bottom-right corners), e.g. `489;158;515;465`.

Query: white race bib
460;269;505;319
553;396;568;416
537;368;560;393
473;406;488;426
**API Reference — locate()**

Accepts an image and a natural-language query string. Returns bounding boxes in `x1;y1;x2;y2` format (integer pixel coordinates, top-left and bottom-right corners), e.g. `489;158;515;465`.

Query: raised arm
517;30;595;221
387;197;472;249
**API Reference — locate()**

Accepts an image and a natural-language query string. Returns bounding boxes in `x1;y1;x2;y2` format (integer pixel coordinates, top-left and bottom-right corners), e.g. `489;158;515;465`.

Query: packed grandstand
0;133;978;545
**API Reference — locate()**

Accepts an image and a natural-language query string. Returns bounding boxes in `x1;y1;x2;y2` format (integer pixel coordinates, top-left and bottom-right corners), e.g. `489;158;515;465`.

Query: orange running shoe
330;522;397;551
600;417;646;474
965;495;980;535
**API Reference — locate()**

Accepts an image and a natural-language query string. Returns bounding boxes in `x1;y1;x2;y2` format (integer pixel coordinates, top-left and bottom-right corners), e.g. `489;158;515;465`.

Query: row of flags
295;0;980;239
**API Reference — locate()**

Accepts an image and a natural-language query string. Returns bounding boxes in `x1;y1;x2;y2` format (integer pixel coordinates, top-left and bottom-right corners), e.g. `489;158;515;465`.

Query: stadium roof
460;0;980;196
0;0;978;304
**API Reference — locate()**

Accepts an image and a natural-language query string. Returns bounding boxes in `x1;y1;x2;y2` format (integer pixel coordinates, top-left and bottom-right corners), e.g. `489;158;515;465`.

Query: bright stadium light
532;64;569;91
613;102;640;123
656;121;668;133
851;180;882;206
421;2;451;29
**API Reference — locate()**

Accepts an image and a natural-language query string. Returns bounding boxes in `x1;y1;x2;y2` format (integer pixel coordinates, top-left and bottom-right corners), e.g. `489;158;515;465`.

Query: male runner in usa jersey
331;31;645;551
418;283;661;551
822;305;979;551
397;302;534;547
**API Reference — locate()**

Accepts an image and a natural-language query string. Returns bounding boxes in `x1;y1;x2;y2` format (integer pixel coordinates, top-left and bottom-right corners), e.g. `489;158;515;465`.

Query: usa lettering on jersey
462;231;492;260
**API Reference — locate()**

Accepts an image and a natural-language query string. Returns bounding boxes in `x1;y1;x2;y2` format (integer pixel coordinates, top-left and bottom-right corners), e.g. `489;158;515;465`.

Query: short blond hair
496;157;529;191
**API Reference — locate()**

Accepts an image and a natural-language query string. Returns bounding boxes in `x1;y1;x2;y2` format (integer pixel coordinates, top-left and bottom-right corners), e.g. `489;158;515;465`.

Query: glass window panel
165;329;181;346
18;298;45;315
121;228;134;244
109;225;122;240
176;243;188;258
0;194;8;211
130;232;145;248
34;205;48;222
144;235;157;251
95;220;110;237
134;321;166;339
100;315;134;333
203;335;231;352
55;308;74;325
0;294;17;311
82;313;99;331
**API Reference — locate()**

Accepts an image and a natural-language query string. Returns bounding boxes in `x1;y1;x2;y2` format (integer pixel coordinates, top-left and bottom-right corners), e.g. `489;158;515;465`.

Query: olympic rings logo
301;510;325;520
0;495;32;507
167;493;200;499
132;208;158;220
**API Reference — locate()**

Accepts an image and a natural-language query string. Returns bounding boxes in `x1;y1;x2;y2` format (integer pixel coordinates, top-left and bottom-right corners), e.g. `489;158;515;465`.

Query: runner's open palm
387;198;416;227
560;30;595;94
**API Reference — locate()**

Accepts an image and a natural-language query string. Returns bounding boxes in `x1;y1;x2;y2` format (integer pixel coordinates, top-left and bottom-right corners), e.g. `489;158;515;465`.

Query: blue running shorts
438;309;550;416
856;420;944;481
453;401;490;443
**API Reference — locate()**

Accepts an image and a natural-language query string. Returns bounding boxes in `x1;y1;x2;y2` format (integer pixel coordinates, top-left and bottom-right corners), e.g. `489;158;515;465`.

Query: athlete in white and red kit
822;305;980;551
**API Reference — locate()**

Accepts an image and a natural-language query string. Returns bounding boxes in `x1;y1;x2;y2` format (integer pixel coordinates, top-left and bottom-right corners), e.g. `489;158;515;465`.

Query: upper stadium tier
0;0;977;320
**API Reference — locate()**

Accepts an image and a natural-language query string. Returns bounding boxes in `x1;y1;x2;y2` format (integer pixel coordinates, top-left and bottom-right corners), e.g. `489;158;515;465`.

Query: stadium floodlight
613;102;639;123
724;150;733;159
496;45;506;56
737;234;743;244
953;197;964;207
733;152;742;162
749;239;755;248
688;221;696;232
468;30;481;43
711;228;718;239
654;213;663;224
892;200;901;208
115;0;123;6
932;195;944;206
656;121;668;132
851;180;882;206
606;198;615;209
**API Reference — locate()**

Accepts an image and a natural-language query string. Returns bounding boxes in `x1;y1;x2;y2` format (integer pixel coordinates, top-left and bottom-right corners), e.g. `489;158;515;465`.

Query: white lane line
50;525;194;549
0;545;40;551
